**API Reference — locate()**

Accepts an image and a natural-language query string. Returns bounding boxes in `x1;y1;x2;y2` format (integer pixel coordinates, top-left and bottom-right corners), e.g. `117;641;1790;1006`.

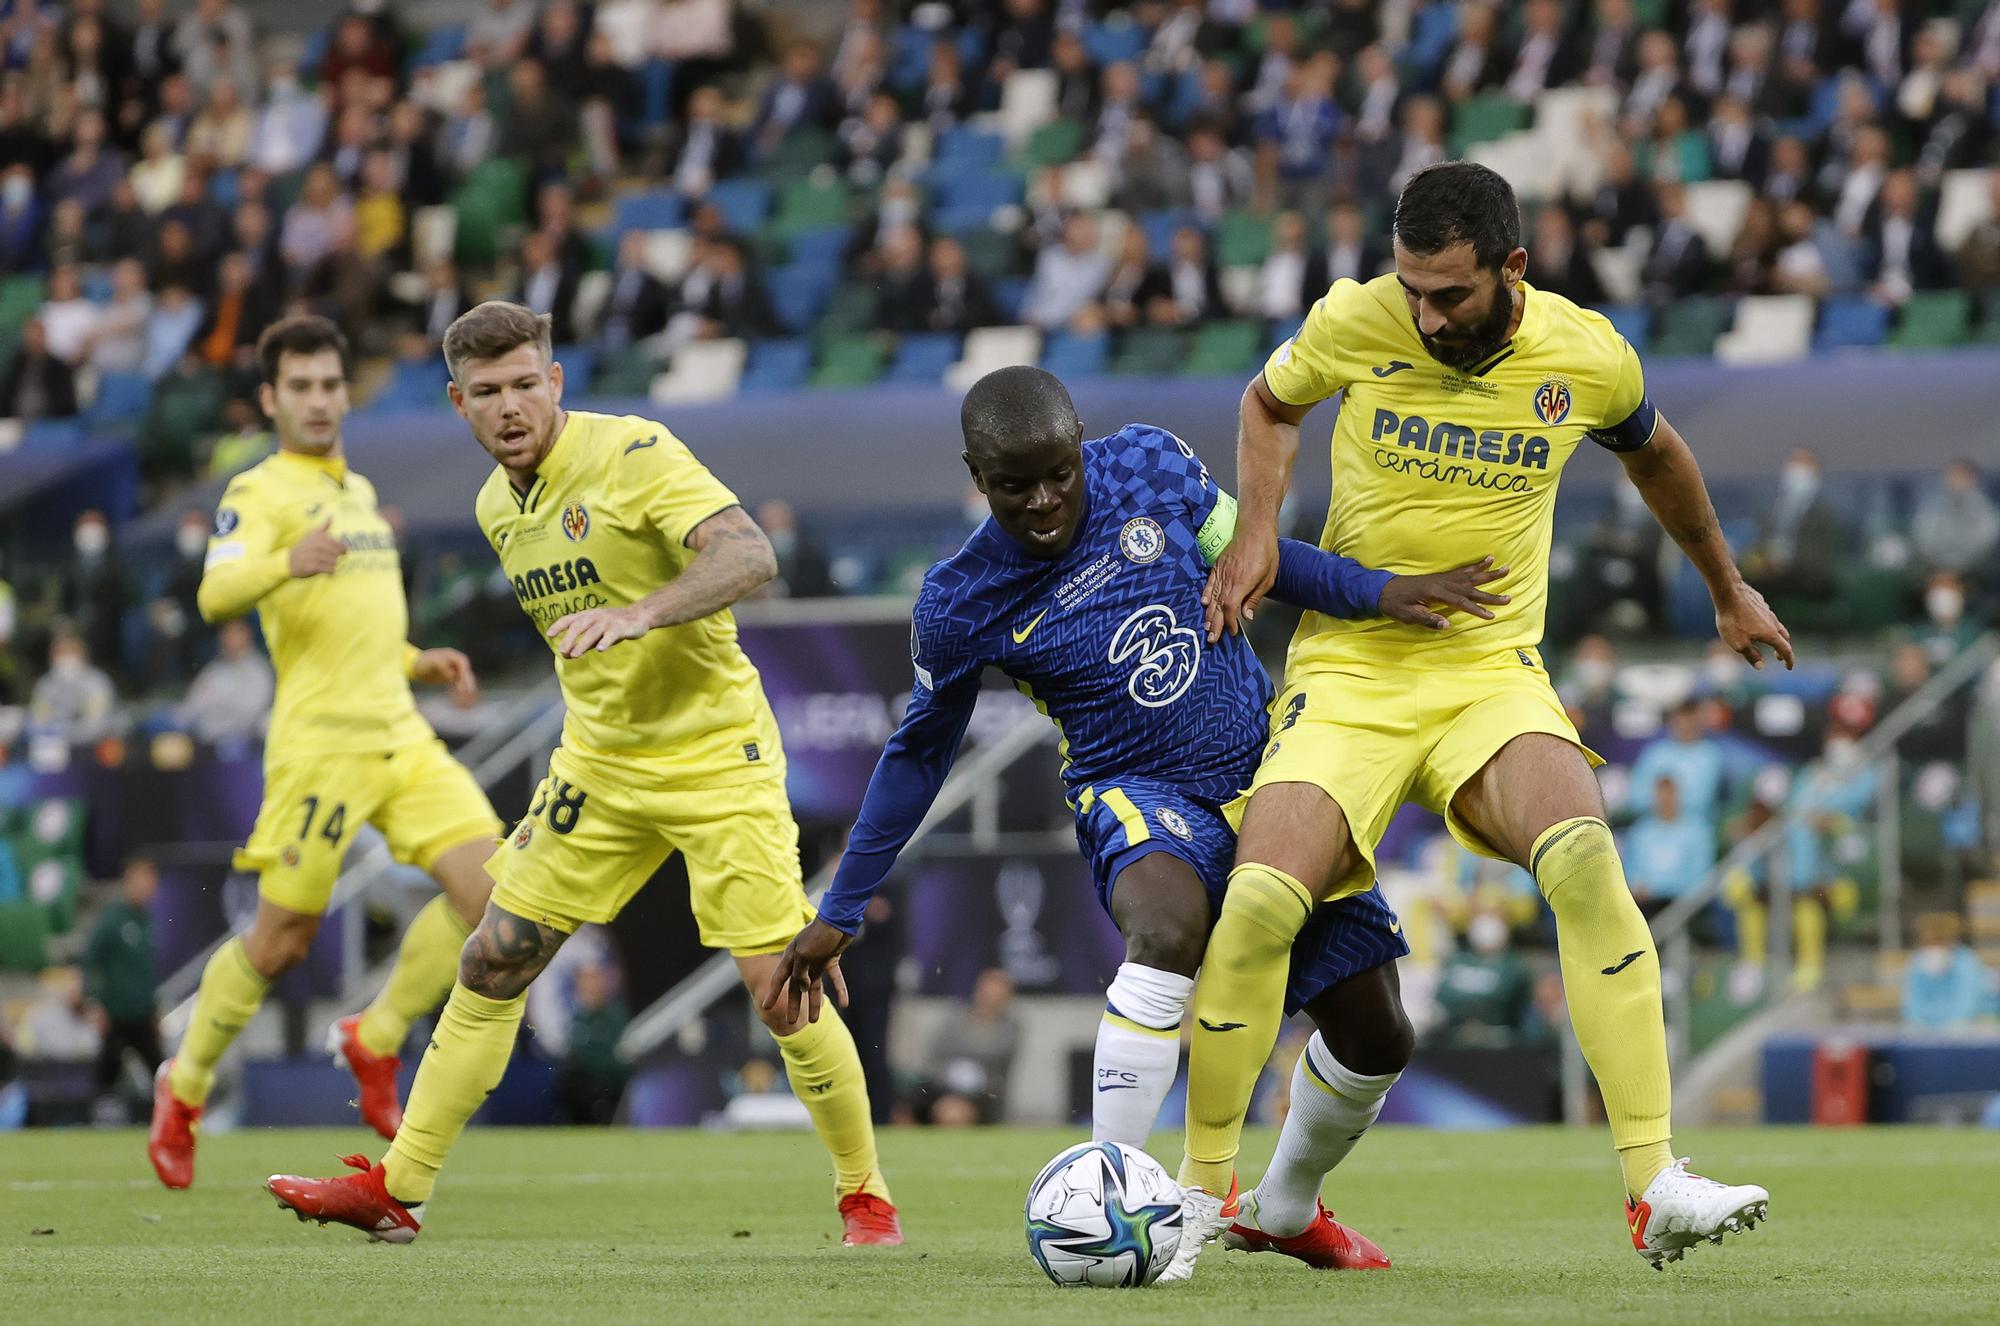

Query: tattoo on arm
459;907;566;999
634;505;778;629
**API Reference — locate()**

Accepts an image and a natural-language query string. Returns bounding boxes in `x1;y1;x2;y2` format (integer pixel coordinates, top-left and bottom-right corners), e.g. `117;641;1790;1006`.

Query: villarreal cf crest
1533;379;1572;425
560;500;590;542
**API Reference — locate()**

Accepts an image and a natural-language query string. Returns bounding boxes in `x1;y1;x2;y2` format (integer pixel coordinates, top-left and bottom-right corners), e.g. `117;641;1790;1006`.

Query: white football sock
1090;962;1194;1149
1251;1033;1400;1237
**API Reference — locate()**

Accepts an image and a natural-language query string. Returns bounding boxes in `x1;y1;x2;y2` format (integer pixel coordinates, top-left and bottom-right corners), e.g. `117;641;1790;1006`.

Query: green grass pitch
5;1125;1996;1324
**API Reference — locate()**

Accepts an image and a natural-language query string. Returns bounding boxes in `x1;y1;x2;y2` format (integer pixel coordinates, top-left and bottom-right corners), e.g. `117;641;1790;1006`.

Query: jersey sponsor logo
1371;360;1415;377
509;557;609;627
1108;603;1201;709
1119;517;1165;565
1155;806;1194;841
214;507;239;536
560;500;590;542
1370;409;1551;469
1011;608;1049;644
1533;378;1573;425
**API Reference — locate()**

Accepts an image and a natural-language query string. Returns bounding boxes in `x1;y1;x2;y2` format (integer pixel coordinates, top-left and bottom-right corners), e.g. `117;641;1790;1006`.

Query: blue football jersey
911;423;1269;807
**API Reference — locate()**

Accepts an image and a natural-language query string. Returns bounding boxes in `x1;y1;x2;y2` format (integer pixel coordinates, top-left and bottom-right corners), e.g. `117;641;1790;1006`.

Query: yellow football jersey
474;410;782;785
1262;275;1654;672
199;450;433;759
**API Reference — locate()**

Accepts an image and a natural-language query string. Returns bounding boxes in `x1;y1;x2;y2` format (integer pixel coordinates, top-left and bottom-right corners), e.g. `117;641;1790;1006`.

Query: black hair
256;314;351;385
1393;161;1522;271
960;365;1082;458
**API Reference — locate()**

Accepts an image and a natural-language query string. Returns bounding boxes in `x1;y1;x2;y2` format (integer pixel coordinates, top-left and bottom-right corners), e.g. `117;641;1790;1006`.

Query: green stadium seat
1890;291;1972;348
1019;119;1085;168
776;178;850;226
143;372;226;474
819;284;880;335
810;334;887;388
592;346;659;395
0;274;44;337
1651;296;1733;358
1184;320;1265;376
1449;94;1530;155
0;900;49;971
958;229;1019;280
451;158;528;265
761;130;839;180
1216;210;1274;268
1111;327;1186;377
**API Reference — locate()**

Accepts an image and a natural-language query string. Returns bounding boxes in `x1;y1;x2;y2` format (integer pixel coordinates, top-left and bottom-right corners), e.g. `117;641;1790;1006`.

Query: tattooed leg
457;903;568;1000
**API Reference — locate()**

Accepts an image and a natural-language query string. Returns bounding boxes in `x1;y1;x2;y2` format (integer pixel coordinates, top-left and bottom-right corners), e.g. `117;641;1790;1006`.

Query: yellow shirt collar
274;448;348;484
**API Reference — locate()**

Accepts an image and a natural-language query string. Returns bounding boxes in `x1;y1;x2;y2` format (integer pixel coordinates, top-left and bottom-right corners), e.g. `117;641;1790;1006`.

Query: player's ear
548;358;565;403
257;380;275;421
1503;246;1528;287
962;450;985;491
445;379;466;419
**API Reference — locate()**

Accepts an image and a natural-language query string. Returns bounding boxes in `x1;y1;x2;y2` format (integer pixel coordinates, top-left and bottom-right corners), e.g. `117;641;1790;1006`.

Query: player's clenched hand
546;604;652;658
1379;557;1512;631
1715;582;1795;671
411;647;480;707
286;519;342;578
760;919;855;1025
1203;530;1280;643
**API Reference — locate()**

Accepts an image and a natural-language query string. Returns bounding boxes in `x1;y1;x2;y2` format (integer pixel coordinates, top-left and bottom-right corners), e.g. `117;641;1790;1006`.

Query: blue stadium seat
1598;303;1653;352
885;333;961;384
890;26;933;91
412;26;466;68
930;204;1003;235
1086;17;1147;66
932;129;1003;168
767;263;837;333
375;359;451;408
299;26;330;75
209;168;239;209
1041;331;1109;378
552;345;596;388
786;225;852;267
611;190;684;237
88;374;152;430
738;338;812;393
992;277;1031;323
1814;297;1889;351
707;179;773;233
1140;209;1199;258
934;170;1023;213
20;419;85;450
81;269;113;303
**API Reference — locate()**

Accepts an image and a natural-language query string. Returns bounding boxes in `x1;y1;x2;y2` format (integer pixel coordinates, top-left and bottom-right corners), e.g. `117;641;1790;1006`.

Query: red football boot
266;1154;424;1244
838;1192;904;1246
327;1014;403;1140
147;1060;200;1190
1223;1200;1393;1270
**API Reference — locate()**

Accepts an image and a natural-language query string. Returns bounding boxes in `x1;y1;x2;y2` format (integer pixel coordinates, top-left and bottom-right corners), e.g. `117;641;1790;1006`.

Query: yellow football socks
1531;816;1674;1199
356;895;475;1058
1724;868;1767;966
1792;894;1827;990
168;936;269;1108
383;984;525;1204
1178;863;1314;1195
774;1005;890;1200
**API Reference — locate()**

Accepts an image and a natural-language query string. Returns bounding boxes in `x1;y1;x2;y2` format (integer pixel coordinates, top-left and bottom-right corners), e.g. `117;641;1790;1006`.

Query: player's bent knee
1122;915;1206;977
1326;1005;1414;1077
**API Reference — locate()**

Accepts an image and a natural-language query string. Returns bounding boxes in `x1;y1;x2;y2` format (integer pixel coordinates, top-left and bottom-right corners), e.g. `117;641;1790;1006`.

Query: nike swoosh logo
1011;609;1048;644
1096;1084;1138;1092
1197;1018;1247;1032
1602;950;1645;976
624;434;658;455
1388;919;1402;935
1628;1208;1645;1239
1372;360;1414;377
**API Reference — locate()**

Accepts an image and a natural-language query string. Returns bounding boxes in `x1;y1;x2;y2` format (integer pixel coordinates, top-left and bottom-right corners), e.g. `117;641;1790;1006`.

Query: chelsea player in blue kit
765;367;1506;1268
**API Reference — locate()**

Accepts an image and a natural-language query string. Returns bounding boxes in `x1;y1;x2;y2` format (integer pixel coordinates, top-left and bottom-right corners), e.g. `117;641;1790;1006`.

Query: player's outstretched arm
1205;374;1313;639
1620;414;1794;670
406;645;480;706
546;504;777;657
1268;542;1514;630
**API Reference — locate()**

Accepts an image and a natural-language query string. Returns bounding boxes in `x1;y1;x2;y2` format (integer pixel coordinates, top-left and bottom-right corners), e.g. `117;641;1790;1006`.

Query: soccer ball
1025;1141;1183;1288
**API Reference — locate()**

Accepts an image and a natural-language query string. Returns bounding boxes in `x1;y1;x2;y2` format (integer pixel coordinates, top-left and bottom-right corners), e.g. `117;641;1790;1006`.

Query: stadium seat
1813;297;1890;352
958;229;1019;280
651;339;746;404
1597;304;1653;352
1216;210;1273;267
637;59;673;127
1111;327;1186;377
760;130;838;180
933;170;1024;214
1449;93;1530;155
930;203;1004;235
410;205;457;269
1682;180;1754;258
1650;295;1733;358
768;263;837;334
1184;320;1264;376
776;178;849;227
452;158;528;265
932;128;1005;169
1041;330;1110;378
997;69;1058;147
20;419;84;450
592;345;662;396
785;225;853;268
946;326;1042;391
707;179;774;233
1086;16;1148;65
1889;290;1972;348
1935;168;1993;252
373;358;452;409
0;274;44;336
552;345;597;388
641;229;694;281
1218;265;1258;313
88;373;153;430
412;25;466;68
811;334;888;388
991;277;1032;323
1714;295;1814;365
819;283;880;335
1056;158;1113;210
612;190;685;238
1020;119;1086;169
885;333;961;385
1588;242;1647;304
1139;210;1198;259
738;338;813;393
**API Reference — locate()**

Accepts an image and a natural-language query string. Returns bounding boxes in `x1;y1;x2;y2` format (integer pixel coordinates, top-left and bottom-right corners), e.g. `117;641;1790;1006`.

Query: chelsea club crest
1120;517;1165;564
1155;807;1194;841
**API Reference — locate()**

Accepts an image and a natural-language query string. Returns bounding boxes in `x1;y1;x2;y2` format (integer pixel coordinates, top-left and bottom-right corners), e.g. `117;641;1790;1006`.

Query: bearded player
149;316;503;1188
1167;163;1787;1279
765;365;1512;1269
264;302;897;1247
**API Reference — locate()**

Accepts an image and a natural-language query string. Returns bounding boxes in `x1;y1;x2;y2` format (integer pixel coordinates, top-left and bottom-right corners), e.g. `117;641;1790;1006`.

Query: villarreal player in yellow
1166;164;1790;1278
266;302;899;1246
147;316;503;1189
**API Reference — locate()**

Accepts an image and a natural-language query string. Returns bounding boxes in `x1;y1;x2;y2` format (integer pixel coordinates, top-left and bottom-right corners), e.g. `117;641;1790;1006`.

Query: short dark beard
1418;282;1517;371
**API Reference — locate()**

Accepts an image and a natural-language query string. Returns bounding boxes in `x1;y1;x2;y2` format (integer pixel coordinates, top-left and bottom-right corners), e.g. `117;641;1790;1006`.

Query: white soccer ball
1025;1141;1184;1288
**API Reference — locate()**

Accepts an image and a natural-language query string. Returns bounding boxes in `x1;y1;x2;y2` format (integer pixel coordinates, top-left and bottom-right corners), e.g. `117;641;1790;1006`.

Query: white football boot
1625;1157;1770;1269
1157;1174;1238;1284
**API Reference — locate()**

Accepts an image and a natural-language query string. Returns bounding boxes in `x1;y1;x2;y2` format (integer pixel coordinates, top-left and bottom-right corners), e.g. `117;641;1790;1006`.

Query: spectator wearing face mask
1432;905;1532;1047
1901;912;1995;1031
57;511;131;679
1557;633;1620;719
1914;572;1979;666
1744;447;1844;602
1621;775;1716;916
1912;460;1999;586
29;631;119;744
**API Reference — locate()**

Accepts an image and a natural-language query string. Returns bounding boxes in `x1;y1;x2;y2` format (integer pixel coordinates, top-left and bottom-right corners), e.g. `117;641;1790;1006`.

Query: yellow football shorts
487;744;815;952
239;738;503;916
1251;658;1602;897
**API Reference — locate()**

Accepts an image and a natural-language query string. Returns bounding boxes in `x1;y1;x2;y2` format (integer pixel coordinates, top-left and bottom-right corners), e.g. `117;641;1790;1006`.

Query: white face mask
1780;463;1818;500
1468;913;1509;955
52;654;84;680
74;523;109;557
1574;657;1614;691
1705;653;1739;688
1;177;29;209
1917;946;1952;977
1824;737;1859;769
1926;586;1964;626
176;525;207;559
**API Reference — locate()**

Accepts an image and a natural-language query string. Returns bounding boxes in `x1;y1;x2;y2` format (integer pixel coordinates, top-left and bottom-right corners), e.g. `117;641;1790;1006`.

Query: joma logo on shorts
1371;409;1551;469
